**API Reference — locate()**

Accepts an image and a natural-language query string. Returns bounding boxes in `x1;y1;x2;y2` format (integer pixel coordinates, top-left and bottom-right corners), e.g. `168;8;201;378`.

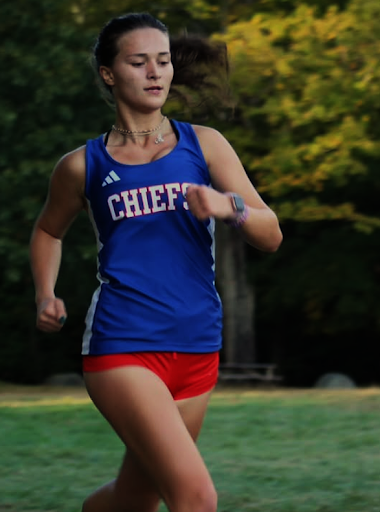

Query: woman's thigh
84;366;214;511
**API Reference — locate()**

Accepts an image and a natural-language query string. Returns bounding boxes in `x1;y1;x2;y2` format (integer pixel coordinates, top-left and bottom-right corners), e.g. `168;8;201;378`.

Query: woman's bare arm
186;126;283;252
30;146;86;331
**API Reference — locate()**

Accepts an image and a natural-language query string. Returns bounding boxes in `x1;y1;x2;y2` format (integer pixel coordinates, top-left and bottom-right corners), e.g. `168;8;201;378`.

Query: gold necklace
112;116;167;144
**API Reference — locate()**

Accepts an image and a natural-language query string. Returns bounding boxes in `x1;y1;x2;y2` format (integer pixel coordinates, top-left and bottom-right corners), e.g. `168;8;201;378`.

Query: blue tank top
82;119;223;355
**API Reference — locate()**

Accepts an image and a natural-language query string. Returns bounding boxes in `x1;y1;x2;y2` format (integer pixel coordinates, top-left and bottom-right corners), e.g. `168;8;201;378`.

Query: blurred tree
218;0;351;29
220;0;380;229
0;0;251;382
0;0;107;382
3;0;380;384
67;0;224;34
217;0;380;382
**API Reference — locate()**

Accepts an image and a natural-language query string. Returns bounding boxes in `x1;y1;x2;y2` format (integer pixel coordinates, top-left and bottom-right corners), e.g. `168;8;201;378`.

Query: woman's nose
147;61;160;79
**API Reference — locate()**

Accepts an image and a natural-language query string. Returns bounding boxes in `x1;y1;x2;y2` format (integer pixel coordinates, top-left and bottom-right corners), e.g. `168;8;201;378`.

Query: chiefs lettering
107;182;190;221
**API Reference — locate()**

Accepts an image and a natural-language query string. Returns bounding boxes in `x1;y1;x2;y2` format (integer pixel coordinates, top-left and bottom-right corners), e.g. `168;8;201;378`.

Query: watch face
233;194;245;213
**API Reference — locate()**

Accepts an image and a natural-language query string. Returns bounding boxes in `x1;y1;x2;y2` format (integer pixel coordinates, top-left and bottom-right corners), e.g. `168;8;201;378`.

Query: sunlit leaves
220;0;380;231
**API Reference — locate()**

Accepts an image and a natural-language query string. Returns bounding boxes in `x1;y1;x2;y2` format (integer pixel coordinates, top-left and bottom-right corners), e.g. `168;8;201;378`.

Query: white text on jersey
107;182;191;221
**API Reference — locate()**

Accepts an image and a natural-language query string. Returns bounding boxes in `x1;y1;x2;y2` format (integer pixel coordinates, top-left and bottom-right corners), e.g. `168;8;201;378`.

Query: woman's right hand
36;297;67;333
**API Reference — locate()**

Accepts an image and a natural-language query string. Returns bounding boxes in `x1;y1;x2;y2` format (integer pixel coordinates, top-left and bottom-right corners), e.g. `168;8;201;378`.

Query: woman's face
101;28;174;112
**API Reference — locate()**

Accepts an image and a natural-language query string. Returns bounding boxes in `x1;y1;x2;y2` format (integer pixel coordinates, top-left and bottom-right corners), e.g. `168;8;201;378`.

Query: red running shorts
82;351;219;401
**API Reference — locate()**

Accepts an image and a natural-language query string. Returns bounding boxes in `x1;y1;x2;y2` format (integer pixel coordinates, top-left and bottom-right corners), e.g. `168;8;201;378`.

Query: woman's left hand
186;184;235;222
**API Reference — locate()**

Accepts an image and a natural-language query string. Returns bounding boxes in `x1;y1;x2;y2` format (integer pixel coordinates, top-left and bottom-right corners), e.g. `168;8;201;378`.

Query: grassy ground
0;384;379;512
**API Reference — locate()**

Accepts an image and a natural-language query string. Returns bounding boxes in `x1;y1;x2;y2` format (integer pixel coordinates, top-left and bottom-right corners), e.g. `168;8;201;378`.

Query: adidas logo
102;170;121;187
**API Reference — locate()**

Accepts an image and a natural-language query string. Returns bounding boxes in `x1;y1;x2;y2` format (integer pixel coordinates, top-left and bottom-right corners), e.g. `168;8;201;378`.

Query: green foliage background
1;0;379;384
218;0;380;384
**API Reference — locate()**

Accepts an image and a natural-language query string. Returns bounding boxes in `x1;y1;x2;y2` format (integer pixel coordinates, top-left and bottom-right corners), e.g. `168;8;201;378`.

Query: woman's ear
99;66;114;87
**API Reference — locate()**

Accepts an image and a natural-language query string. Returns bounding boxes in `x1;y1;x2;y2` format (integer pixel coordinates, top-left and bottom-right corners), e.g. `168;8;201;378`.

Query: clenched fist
185;185;235;222
36;297;67;333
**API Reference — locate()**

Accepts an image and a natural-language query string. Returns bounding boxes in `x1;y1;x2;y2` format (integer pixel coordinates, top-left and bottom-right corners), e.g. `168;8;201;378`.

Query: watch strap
224;193;250;228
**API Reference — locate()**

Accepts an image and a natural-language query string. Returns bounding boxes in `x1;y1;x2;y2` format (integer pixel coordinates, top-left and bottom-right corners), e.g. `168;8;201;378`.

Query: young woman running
30;12;282;512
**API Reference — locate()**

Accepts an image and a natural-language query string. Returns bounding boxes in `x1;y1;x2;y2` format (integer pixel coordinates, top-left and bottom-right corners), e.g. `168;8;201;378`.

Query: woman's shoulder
54;145;86;177
191;124;231;164
173;120;220;137
58;144;86;165
50;145;87;199
174;121;225;149
192;124;222;140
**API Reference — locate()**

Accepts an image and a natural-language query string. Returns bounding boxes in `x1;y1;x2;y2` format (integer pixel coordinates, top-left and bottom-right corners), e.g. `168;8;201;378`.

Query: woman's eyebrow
128;51;171;57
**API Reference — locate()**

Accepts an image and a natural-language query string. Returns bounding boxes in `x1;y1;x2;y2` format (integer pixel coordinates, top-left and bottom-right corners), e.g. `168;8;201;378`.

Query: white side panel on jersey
82;285;102;355
82;200;109;355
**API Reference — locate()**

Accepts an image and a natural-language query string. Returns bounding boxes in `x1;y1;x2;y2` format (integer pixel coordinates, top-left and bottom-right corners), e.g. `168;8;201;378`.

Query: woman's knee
167;477;218;512
81;480;118;512
81;466;161;512
191;480;218;512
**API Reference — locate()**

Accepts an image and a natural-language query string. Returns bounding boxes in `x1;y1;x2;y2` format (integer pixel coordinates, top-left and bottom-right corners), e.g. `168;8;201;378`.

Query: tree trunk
215;222;255;363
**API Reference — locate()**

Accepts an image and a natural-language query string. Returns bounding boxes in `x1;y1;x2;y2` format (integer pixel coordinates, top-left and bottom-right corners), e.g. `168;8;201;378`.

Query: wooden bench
218;363;282;383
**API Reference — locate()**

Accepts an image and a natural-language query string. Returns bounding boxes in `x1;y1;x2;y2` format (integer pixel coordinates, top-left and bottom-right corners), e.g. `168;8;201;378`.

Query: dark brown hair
92;12;232;111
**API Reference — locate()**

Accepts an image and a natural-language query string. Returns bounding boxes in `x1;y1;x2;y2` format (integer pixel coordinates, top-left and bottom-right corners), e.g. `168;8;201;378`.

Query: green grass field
0;384;379;512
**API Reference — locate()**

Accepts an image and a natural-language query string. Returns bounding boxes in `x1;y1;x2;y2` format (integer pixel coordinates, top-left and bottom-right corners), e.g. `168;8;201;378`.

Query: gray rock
314;372;356;389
